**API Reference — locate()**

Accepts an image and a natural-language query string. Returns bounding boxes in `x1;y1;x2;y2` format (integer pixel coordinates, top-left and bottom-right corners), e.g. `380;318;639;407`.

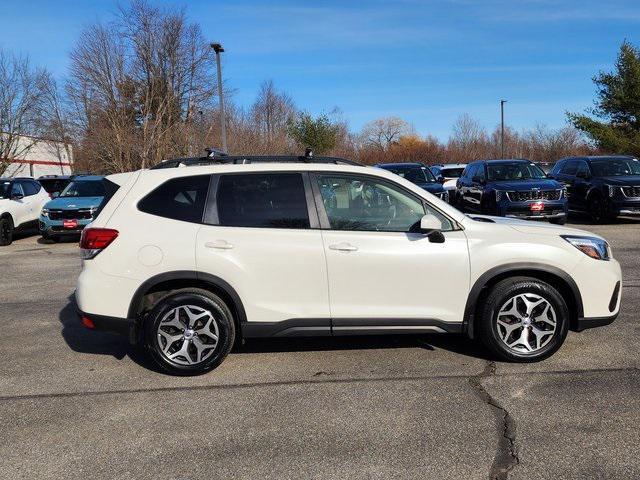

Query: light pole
211;42;227;153
500;99;507;159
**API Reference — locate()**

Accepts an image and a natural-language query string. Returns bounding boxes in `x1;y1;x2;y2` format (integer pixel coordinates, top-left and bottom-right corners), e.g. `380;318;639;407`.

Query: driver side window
316;174;453;233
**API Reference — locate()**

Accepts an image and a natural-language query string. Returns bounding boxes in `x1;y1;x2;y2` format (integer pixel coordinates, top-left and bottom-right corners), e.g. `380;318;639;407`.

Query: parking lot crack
469;361;519;480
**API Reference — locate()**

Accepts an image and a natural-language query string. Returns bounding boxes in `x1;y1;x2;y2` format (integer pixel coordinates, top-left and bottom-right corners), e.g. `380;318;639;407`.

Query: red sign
63;219;79;229
530;202;545;212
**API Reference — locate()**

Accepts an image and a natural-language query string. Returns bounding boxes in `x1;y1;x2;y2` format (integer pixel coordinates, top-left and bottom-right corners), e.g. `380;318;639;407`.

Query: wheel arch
464;263;584;338
128;271;247;340
0;212;14;223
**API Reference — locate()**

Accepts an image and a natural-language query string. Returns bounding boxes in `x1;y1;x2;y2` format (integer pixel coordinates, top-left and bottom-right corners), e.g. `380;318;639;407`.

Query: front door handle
329;242;358;252
205;240;234;250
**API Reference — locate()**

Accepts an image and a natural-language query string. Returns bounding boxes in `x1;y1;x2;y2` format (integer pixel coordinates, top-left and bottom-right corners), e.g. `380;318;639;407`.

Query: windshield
386;165;436;184
0;181;10;199
440;167;465;178
60;180;105;198
590;158;640;177
487;162;547;181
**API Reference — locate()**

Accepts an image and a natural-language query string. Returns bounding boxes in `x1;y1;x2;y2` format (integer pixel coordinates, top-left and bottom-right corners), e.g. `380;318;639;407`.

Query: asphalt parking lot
1;218;639;480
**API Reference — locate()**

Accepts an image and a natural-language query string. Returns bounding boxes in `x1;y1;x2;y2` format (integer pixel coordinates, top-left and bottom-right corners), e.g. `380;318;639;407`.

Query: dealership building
2;135;73;178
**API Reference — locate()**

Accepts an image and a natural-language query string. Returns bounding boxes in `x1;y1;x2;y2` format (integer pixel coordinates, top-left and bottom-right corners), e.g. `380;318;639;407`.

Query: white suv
75;156;622;375
0;177;51;246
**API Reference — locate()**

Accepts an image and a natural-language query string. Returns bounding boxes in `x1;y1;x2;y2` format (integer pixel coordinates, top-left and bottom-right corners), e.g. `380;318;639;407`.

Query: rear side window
216;173;310;229
138;175;210;223
21;181;40;196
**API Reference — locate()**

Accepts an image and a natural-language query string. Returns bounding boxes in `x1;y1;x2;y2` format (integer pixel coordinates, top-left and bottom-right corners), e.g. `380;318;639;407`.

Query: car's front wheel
0;217;14;246
478;276;569;362
143;288;236;375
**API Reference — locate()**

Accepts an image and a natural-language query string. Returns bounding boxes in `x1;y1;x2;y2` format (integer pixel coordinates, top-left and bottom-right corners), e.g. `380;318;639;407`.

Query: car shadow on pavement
58;295;162;372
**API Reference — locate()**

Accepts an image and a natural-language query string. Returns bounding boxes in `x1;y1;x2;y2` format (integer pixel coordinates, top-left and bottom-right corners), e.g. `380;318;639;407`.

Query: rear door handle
205;240;234;250
328;242;358;252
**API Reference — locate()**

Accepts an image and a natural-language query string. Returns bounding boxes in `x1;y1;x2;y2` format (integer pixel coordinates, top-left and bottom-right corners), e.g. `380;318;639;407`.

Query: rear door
313;172;470;330
9;182;29;226
196;172;330;332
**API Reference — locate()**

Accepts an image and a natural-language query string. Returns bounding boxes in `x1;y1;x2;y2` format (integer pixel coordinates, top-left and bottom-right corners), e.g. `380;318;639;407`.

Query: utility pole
500;99;507;159
211;43;227;153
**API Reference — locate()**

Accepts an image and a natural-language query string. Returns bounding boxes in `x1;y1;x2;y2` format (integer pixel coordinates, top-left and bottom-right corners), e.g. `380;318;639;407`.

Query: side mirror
576;171;589;180
472;176;485;185
437;175;445;184
52;191;60;198
419;214;445;243
11;193;24;200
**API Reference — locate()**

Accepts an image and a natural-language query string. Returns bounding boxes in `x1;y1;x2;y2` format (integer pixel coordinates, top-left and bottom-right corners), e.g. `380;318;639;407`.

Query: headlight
440;190;449;202
495;190;505;201
562;235;611;260
560;187;567;199
41;208;49;218
606;184;618;197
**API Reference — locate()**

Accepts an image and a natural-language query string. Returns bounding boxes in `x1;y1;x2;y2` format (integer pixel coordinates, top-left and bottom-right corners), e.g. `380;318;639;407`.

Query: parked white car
0;177;51;245
431;163;467;203
75;156;621;375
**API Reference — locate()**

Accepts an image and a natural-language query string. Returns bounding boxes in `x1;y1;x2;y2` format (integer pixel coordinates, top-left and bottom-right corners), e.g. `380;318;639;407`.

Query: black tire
143;288;236;375
588;194;613;224
549;217;566;225
477;276;569;362
0;216;14;246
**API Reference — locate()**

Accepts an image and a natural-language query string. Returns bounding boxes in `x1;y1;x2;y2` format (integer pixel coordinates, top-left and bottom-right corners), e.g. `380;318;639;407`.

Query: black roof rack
150;149;360;170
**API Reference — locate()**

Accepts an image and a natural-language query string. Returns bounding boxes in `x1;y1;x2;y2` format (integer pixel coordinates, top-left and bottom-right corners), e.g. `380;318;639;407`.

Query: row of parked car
0;174;105;245
376;155;640;225
1;154;639;247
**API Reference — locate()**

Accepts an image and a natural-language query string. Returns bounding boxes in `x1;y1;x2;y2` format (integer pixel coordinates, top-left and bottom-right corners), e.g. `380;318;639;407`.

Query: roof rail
150;150;361;169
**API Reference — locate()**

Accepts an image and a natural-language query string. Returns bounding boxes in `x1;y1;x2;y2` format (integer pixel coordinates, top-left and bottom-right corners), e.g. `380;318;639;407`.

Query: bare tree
250;80;296;151
360;117;412;151
66;0;216;173
0;49;53;175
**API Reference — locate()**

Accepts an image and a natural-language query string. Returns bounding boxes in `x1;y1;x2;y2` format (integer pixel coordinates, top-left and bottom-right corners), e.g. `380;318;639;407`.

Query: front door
313;173;470;330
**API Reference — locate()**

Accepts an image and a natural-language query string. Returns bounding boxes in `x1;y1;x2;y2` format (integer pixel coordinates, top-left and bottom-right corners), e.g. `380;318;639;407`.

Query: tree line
1;0;638;175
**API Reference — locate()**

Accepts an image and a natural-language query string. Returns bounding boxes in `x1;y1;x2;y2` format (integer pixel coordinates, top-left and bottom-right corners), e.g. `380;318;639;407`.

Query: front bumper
39;217;92;235
496;199;568;220
609;197;640;216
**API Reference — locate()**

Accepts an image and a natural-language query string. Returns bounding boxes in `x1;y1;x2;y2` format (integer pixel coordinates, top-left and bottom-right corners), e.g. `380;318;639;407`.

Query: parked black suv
374;162;449;202
457;159;568;223
549;156;640;223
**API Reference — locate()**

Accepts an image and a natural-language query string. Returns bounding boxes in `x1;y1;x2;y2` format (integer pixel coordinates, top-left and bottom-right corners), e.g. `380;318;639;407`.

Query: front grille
622;186;640;198
506;189;562;202
48;209;94;220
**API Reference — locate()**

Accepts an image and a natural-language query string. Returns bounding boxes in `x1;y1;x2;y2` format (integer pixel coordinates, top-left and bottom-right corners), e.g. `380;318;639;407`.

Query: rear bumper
574;313;618;332
77;308;137;343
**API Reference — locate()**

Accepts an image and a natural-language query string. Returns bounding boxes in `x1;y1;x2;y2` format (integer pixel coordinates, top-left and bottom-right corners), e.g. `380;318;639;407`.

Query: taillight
80;228;119;259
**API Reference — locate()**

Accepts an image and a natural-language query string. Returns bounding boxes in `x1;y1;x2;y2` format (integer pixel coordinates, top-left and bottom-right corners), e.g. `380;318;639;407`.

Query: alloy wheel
156;305;219;365
496;293;557;353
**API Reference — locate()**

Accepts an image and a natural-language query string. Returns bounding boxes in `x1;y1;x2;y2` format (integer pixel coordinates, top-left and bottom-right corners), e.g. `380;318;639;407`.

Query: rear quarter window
138;175;211;223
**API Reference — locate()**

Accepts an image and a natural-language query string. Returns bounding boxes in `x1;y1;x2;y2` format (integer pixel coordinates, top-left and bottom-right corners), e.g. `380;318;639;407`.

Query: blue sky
2;0;638;139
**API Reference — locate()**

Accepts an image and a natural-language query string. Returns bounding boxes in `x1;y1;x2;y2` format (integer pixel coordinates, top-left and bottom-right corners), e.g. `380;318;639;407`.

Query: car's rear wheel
0;217;14;246
143;288;235;375
478;276;569;362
